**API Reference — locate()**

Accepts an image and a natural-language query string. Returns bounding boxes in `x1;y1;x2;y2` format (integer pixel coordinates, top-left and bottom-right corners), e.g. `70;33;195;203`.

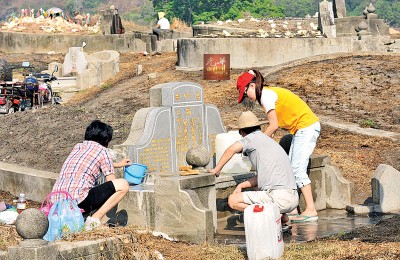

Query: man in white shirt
153;12;171;40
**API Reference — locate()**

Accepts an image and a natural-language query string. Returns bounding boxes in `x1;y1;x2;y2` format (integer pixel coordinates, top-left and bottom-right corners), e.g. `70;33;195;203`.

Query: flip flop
282;224;292;233
290;215;318;223
287;213;300;220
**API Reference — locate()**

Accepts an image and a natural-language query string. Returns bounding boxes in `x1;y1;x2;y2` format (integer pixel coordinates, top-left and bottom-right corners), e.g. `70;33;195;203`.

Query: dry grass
1;193;400;259
170;18;191;32
64;227;245;260
284;240;400;259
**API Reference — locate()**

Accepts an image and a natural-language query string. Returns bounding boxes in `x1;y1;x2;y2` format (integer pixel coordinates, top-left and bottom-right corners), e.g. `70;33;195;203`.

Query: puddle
215;209;393;246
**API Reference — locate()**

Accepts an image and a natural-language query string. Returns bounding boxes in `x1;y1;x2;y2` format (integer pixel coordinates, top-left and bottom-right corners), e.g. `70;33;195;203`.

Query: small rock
148;73;157;80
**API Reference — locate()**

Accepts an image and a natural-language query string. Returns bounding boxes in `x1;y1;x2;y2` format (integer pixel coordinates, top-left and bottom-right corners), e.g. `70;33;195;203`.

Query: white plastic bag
244;203;284;260
0;210;19;224
43;197;84;241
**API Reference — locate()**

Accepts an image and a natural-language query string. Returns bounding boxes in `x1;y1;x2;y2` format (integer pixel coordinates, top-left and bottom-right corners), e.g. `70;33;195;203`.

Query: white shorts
242;189;299;213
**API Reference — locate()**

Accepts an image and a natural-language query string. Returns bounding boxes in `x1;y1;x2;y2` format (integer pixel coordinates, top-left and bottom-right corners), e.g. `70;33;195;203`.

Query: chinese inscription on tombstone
118;82;226;173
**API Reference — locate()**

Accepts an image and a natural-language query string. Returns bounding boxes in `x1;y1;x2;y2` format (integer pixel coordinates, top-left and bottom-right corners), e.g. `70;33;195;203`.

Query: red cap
236;71;255;103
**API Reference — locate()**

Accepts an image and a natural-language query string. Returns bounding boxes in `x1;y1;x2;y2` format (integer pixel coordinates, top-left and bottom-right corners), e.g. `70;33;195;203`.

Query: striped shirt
52;140;114;203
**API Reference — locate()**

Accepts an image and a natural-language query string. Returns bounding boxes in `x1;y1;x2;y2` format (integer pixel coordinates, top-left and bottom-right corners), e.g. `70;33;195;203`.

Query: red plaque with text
203;54;230;80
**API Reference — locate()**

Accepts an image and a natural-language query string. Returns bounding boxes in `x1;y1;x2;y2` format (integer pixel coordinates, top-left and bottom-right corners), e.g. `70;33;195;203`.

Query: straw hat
237;111;267;129
158;12;165;19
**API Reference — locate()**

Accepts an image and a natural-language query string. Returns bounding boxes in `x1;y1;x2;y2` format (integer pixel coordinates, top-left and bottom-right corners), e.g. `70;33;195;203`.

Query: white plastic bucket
215;131;252;173
244;203;284;260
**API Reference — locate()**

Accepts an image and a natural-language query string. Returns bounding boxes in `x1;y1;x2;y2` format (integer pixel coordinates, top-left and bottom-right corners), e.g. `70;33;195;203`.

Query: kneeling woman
52;120;131;230
209;111;298;225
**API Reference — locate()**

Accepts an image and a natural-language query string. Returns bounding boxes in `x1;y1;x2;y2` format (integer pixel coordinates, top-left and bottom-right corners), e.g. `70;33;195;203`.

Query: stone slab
0;31;148;54
57;235;132;259
154;175;214;243
0;162;57;202
117;186;155;228
8;243;58;260
119;82;225;173
346;204;375;214
319;115;400;141
318;1;336;38
0;251;7;260
333;0;346;18
63;47;87;76
308;155;330;169
176;37;392;70
372;164;400;213
324;164;354;208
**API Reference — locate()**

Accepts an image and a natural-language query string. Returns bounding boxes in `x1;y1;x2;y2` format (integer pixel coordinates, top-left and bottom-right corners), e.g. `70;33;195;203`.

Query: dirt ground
1;51;399;203
0;51;399;258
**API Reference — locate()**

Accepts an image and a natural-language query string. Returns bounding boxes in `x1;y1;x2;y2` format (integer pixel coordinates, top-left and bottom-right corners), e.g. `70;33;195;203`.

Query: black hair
84;120;113;147
239;125;261;137
249;69;267;106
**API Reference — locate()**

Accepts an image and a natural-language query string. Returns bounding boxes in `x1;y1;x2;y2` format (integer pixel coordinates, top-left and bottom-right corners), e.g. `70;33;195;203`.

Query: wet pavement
215;209;393;246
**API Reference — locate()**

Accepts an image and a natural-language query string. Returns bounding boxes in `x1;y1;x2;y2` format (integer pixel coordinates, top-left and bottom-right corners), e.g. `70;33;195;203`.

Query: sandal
290;215;318;223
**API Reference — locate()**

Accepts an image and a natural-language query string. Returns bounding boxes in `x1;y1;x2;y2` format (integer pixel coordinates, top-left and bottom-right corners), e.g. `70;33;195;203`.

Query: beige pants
242;189;299;213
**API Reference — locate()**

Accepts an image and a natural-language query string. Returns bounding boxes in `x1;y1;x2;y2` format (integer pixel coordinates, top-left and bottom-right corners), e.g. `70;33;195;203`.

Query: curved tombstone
119;82;225;174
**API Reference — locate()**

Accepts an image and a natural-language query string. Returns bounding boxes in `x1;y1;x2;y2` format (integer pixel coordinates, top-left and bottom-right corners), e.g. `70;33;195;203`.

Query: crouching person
52;120;131;230
209;111;298;226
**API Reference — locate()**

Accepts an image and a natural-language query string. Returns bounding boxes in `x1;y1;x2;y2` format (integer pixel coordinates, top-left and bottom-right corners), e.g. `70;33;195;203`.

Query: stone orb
186;146;210;168
16;208;49;239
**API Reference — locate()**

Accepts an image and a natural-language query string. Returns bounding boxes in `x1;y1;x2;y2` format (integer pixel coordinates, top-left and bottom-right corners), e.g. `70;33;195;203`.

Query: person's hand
208;168;220;177
233;185;242;194
114;158;132;168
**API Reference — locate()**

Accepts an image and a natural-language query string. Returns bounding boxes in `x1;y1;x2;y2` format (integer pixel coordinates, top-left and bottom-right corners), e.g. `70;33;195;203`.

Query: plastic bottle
16;193;26;214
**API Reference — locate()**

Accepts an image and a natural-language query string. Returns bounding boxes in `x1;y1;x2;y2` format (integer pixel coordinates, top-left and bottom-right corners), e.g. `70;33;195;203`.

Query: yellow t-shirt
262;87;319;134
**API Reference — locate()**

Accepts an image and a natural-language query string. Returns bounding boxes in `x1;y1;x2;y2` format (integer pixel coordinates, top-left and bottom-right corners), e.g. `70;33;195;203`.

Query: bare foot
299;209;318;217
281;213;289;225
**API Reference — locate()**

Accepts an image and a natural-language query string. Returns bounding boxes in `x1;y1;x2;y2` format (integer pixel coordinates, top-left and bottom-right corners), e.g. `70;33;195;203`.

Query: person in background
236;69;321;223
52;120;131;230
153;12;171;40
209;111;298;228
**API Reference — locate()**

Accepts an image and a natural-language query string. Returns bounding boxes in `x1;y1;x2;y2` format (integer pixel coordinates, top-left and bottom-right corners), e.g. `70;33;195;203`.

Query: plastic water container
244;203;284;260
215;131;252;173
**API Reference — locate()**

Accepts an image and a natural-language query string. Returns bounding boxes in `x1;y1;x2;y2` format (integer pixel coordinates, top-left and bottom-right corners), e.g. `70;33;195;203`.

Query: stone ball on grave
362;7;368;16
16;208;49;239
186;145;210;168
367;3;376;14
358;21;368;31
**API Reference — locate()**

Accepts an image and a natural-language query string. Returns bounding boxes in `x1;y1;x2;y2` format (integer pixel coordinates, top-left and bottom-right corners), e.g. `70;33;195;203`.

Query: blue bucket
123;163;148;185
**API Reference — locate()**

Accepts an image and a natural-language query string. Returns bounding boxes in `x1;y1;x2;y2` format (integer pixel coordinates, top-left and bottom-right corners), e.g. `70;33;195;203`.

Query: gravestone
333;0;346;18
117;82;225;173
318;0;336;38
372;164;400;213
63;47;88;76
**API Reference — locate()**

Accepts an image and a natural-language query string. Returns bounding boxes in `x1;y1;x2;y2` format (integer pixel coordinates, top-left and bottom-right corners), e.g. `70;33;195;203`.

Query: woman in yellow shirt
236;69;321;222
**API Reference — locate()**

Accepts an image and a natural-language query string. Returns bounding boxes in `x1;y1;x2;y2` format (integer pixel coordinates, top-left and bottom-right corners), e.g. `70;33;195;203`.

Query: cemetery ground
0;51;399;259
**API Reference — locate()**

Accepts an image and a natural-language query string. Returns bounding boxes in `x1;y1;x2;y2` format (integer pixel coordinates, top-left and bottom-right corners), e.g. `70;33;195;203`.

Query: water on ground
215;209;393;246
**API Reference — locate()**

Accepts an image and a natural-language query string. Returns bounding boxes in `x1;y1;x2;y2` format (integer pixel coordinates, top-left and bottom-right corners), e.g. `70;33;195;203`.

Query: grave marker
118;82;225;173
318;0;337;38
63;47;88;76
333;0;346;18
